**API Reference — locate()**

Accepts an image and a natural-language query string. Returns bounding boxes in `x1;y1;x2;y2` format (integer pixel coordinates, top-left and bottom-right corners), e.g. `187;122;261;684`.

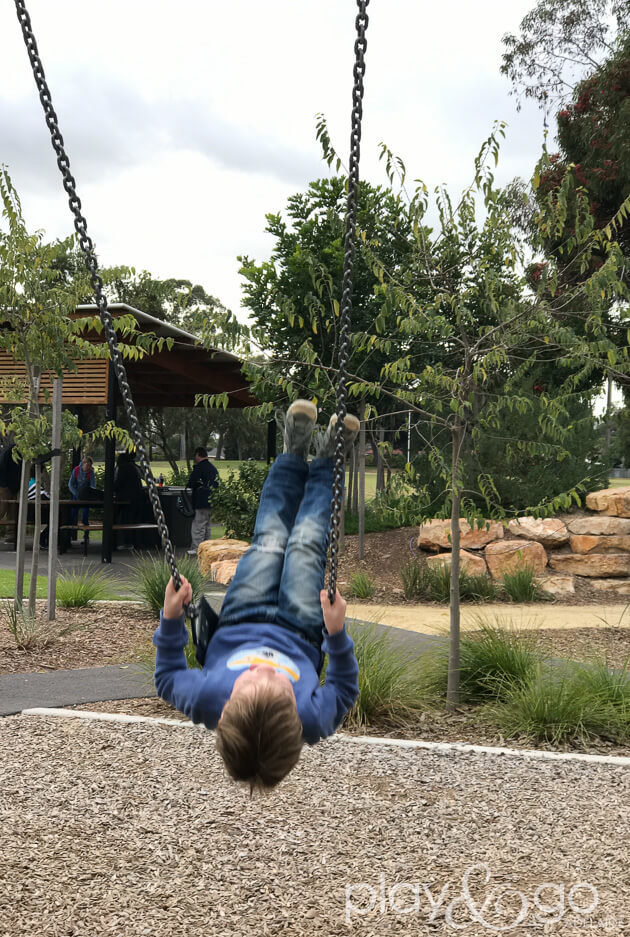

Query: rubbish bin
158;489;193;548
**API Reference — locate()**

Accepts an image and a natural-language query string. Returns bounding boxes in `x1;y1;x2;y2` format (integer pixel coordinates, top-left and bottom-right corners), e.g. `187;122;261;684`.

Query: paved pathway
346;600;630;633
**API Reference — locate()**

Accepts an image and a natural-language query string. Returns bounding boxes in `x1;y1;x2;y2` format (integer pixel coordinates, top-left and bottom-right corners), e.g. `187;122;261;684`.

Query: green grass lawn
145;460;380;502
0;569;48;599
93;458;380;502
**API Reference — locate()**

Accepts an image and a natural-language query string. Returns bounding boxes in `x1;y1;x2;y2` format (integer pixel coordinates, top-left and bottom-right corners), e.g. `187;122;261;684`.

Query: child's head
215;665;303;792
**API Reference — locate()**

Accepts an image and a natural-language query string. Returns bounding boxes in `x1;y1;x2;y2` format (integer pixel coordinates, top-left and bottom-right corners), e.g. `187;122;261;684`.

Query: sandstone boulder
198;538;249;578
426;549;488;577
585;487;630;518
507;516;569;546
484;540;547;579
210;559;240;585
591;579;630;596
567;516;630;536
537;574;575;596
569;534;630;554
548;553;630;578
417;518;504;552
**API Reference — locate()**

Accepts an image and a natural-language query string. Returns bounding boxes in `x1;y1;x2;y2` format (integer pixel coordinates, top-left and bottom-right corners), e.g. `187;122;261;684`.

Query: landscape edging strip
20;707;630;767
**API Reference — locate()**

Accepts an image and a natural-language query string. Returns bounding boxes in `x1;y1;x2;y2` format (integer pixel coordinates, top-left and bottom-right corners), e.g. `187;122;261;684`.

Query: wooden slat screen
0;352;109;405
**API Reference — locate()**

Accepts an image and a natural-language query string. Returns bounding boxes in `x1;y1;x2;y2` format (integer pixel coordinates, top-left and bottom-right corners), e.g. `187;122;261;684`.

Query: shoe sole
287;399;318;421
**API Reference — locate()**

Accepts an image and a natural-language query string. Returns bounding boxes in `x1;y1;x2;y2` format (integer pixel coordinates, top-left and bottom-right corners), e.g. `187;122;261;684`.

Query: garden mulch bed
2;603;630;676
338;525;630;606
0;602;157;675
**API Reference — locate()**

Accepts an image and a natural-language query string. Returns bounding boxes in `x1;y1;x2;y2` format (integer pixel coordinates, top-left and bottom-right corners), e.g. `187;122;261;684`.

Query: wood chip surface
1;714;628;935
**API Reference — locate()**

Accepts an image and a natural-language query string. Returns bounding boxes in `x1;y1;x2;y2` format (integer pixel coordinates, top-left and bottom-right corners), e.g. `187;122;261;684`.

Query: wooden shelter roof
0;304;257;409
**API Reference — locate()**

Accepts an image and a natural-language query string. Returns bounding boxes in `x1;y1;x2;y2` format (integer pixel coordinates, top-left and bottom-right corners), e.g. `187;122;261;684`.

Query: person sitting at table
114;451;144;550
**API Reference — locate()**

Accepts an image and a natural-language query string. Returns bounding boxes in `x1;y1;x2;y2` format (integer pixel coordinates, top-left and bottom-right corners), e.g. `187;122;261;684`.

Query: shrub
417;618;541;704
487;658;630;745
399;559;499;603
56;568;114;608
211;463;269;540
3;601;86;650
501;567;545;602
130;554;207;617
400;558;428;599
370;473;426;528
343;509;400;535
347;570;376;600
333;622;430;729
166;465;190;487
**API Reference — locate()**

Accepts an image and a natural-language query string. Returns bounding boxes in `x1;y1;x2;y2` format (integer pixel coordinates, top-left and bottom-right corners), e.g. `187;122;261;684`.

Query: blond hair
215;686;303;792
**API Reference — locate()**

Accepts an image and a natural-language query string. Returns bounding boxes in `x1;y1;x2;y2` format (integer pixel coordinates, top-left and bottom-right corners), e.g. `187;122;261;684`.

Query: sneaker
187;548;198;556
315;413;360;459
278;399;318;459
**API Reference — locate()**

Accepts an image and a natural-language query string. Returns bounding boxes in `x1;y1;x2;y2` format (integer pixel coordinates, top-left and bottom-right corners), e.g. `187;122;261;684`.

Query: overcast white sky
1;0;546;317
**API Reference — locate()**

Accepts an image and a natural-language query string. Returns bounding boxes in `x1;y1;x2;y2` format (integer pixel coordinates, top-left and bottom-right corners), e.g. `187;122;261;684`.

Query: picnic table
0;498;159;557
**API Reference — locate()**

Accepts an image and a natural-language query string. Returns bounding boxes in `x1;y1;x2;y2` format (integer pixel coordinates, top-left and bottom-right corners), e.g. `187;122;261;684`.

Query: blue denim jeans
218;453;334;650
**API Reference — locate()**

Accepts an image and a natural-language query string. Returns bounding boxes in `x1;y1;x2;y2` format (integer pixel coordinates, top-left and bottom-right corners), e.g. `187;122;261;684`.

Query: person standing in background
0;443;22;545
186;446;219;555
68;455;96;530
114;451;144;549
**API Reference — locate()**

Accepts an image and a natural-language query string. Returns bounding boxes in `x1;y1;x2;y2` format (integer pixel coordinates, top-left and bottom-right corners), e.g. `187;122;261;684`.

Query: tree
0;169;171;615
361;130;629;705
501;0;630;109
237;175;421;487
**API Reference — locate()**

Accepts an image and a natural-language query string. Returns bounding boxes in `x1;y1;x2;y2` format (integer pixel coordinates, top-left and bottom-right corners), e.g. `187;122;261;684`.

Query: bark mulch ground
0;602;156;675
2;604;630;676
1;713;628;936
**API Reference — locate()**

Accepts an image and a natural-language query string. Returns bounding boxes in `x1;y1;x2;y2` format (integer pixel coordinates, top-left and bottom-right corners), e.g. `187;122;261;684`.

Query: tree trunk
28;462;42;617
15;362;41;613
358;402;366;560
446;422;463;710
372;427;386;491
14;459;30;611
347;448;354;514
216;432;224;461
47;378;63;621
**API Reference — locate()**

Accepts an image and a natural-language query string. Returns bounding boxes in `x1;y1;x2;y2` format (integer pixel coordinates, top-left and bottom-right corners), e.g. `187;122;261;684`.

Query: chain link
328;0;370;603
13;0;183;594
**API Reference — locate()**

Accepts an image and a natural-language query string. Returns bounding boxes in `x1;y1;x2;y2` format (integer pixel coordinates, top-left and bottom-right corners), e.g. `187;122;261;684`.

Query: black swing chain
13;0;186;600
327;0;369;603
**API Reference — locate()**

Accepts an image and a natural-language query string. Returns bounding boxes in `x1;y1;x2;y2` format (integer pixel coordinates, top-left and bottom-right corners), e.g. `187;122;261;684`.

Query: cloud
0;72;320;194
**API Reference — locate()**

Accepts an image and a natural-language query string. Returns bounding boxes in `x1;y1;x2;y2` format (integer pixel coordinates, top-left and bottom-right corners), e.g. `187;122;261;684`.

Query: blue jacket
68;464;96;497
153;614;359;745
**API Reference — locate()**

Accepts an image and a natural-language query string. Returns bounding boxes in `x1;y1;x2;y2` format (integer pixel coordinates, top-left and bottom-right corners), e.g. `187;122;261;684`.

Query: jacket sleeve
153;612;207;722
208;462;219;490
187;464;200;490
309;628;359;741
68;468;78;496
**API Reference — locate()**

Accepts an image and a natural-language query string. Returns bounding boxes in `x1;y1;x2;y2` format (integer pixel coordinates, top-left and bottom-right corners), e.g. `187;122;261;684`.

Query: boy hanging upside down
153;401;360;791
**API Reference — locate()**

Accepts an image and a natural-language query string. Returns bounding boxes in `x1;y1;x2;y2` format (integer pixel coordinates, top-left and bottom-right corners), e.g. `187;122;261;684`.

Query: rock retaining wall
416;487;630;596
